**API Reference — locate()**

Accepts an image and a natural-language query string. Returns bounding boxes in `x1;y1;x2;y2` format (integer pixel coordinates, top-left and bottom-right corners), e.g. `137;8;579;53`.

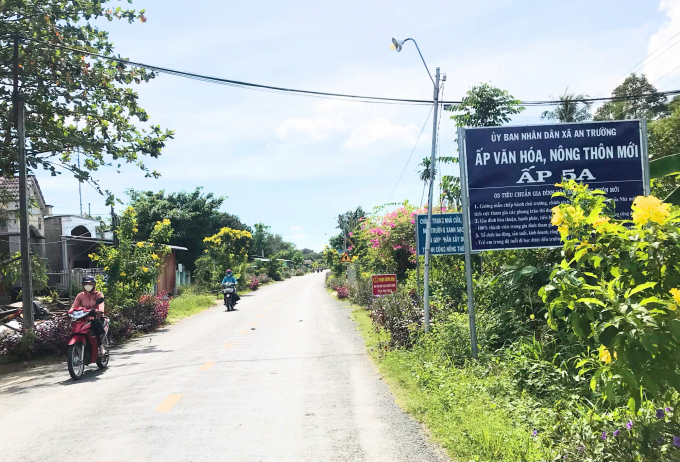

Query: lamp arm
403;38;436;89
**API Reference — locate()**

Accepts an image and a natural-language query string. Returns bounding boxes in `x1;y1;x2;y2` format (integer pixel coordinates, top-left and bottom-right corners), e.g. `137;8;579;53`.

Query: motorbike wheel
96;333;110;369
67;343;85;380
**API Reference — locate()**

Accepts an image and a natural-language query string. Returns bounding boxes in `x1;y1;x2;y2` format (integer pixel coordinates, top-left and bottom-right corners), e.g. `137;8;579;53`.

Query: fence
46;268;106;301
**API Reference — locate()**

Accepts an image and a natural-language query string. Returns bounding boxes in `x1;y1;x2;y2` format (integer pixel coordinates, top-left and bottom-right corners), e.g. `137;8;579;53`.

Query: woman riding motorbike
221;269;240;305
71;276;106;355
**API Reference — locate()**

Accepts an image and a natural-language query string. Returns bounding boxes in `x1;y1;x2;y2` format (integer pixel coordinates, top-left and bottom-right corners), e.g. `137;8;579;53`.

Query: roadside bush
348;277;373;308
549;402;680;461
258;274;272;285
325;275;344;290
0;317;70;358
542;181;680;410
272;272;282;281
370;289;421;348
295;269;305;276
116;292;169;335
248;276;260;291
336;286;349;299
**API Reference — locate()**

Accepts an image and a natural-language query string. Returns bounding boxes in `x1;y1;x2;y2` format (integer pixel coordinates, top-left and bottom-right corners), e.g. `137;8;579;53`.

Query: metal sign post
457;127;478;359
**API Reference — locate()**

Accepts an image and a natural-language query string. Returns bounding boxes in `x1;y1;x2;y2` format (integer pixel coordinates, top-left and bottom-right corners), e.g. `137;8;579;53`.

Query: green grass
345;302;549;462
167;292;219;323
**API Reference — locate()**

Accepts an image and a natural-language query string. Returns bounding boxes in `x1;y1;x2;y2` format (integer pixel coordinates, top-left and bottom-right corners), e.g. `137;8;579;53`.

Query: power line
594;29;680;97
651;63;680;87
387;104;434;202
29;39;680;107
662;74;680;90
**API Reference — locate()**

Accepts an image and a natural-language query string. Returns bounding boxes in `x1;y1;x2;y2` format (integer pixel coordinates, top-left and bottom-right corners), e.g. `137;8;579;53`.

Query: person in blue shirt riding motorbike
221;269;240;304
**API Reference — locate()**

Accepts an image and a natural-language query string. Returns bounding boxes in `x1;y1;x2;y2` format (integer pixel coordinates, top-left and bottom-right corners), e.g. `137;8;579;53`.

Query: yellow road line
198;361;216;371
224;342;235;349
154;394;183;412
251;321;258;325
258;314;264;318
239;330;248;335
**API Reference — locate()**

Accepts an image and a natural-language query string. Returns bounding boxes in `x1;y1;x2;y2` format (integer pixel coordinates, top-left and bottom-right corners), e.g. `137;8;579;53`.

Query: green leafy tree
0;1;173;199
250;223;294;257
92;207;172;305
648;96;680;202
594;73;668;121
336;207;365;245
541;88;593;122
194;227;252;287
446;83;524;127
127;188;248;271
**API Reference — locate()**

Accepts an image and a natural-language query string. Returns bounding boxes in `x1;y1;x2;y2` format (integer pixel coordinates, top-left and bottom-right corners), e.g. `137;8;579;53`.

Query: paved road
0;273;448;462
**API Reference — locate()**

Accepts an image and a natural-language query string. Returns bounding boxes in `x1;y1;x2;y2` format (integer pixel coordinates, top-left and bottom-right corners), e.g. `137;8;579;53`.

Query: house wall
157;251;176;294
44;216;64;271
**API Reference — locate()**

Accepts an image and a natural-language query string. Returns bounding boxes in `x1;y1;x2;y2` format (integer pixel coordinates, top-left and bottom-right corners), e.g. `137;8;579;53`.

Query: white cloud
645;0;680;86
290;226;304;231
343;118;420;150
275;117;346;142
291;233;308;239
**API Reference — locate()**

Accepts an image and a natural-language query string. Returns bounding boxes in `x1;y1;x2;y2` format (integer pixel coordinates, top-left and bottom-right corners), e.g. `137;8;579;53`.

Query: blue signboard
416;213;465;256
462;120;648;251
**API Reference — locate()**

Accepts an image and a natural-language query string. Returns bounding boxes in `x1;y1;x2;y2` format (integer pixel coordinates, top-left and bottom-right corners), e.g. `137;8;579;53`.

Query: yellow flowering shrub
540;180;680;410
94;207;172;305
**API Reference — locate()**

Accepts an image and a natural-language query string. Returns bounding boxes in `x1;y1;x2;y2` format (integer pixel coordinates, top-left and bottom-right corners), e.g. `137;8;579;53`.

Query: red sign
372;274;397;296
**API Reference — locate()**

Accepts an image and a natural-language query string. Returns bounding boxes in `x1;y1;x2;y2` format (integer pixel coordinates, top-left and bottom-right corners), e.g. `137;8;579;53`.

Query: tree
594;73;667;121
127;188;249;271
194;227;252;287
648;96;680;202
91;207;172;305
446;83;524;127
541;88;593;123
250;223;295;258
441;84;523;210
0;1;173;199
337;207;365;246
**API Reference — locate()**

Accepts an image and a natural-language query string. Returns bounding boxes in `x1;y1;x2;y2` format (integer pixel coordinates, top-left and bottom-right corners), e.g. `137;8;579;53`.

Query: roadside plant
540;180;680;410
92;206;172;305
194;227;252;287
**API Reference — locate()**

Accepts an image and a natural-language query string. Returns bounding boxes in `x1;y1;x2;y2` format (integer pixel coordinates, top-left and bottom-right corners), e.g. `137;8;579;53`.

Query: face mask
84;284;94;292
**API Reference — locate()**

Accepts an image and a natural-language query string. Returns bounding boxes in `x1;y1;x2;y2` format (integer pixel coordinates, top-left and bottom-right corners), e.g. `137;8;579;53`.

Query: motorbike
222;282;236;311
66;297;110;380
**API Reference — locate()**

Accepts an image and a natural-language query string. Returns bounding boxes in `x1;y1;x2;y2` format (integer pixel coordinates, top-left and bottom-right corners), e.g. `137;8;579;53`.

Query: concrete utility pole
391;37;441;333
422;67;440;334
13;37;33;329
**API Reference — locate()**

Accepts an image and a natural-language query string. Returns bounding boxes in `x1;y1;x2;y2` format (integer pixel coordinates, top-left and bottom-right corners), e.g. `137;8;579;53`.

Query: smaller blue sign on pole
416;213;465;256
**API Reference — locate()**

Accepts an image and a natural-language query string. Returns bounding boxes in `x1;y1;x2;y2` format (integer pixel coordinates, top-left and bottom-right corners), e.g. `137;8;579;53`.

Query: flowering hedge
541;180;680;411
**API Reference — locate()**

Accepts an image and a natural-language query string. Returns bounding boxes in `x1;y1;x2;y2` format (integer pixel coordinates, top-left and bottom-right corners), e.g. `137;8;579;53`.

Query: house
0;176;51;260
44;215;113;272
0;176;52;301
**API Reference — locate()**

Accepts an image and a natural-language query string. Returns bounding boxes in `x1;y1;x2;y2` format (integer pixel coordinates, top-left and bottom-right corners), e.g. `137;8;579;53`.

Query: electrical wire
651;63;680;87
23;39;680;107
594;29;680;97
387;104;434;202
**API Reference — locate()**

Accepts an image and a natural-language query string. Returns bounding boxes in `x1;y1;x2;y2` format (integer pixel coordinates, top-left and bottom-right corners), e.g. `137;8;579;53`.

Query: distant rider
71;276;106;355
221;269;240;305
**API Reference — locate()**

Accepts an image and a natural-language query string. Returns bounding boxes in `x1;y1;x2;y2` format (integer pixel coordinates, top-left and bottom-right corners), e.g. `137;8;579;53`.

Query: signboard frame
372;274;397;296
459;119;650;252
416;212;465;256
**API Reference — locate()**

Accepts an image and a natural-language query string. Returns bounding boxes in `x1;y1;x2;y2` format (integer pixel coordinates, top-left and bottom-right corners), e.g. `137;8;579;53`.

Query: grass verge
344;301;547;462
167;292;219;323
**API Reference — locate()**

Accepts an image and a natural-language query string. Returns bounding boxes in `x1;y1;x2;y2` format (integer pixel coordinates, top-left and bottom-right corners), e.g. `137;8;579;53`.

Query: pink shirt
71;290;105;313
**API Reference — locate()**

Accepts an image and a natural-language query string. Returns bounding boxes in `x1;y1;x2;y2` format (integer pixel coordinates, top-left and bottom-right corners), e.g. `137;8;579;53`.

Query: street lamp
391;37;441;334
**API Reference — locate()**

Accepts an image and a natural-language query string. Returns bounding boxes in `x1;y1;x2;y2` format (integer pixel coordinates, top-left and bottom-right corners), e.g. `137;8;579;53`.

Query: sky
36;0;680;251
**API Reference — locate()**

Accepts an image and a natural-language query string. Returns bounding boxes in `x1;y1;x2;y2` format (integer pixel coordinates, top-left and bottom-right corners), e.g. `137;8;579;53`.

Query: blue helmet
82;276;96;284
